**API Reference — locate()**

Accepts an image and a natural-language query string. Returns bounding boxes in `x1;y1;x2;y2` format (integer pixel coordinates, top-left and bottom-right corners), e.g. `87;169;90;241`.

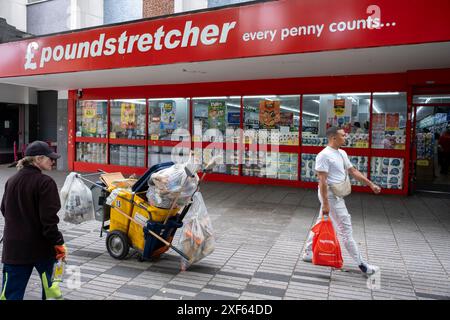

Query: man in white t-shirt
302;127;381;276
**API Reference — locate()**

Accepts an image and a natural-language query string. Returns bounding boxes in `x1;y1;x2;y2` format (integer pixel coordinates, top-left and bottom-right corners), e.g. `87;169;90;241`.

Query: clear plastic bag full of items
60;172;95;224
146;162;199;209
177;192;215;270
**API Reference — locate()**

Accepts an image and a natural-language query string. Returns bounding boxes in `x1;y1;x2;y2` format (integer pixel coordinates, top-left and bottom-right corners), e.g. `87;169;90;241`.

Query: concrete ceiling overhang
1;42;450;90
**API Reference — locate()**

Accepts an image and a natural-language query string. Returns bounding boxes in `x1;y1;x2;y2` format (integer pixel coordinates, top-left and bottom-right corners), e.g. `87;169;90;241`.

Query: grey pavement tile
196;292;236;300
71;250;104;259
116;285;158;297
414;292;450;300
290;277;329;287
216;270;253;279
104;265;145;278
164;283;203;293
244;284;286;297
253;271;291;282
205;284;243;294
293;271;331;281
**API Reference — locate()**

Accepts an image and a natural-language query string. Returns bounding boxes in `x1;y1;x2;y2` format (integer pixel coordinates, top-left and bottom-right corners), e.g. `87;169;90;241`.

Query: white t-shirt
315;146;353;185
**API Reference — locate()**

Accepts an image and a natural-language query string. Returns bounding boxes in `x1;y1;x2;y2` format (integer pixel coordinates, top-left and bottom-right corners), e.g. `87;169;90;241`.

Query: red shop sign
0;0;449;78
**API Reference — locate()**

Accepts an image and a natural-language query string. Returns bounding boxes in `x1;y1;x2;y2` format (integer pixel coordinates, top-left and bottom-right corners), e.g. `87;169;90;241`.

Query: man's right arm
317;171;330;214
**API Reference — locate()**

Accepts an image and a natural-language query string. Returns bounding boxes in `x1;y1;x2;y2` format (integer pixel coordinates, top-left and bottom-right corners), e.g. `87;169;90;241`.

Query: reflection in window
372;93;407;150
148;146;190;167
413;95;450;104
110;99;146;139
149;98;189;141
243;95;300;146
302;94;370;148
76;100;108;138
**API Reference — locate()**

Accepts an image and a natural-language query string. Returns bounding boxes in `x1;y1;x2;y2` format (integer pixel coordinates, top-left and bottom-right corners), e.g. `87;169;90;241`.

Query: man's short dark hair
326;126;341;138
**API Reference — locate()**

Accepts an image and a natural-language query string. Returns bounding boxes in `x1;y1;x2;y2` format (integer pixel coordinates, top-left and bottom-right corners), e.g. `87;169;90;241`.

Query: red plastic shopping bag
311;214;343;268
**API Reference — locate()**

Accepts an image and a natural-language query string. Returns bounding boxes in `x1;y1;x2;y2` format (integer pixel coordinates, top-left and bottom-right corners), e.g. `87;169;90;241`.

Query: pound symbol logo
24;42;39;70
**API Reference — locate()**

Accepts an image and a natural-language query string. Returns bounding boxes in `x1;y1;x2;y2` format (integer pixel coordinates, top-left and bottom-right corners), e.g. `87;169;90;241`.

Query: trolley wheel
106;231;129;260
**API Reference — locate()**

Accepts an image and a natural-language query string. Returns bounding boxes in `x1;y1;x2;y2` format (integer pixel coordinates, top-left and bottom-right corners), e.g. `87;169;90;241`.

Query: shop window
76;100;108;138
148;146;191;168
302;94;370;148
242;152;298;180
370;157;404;189
192;97;241;143
348;156;368;186
372;93;407;150
301;153;318;182
76;142;107;164
149;98;190;141
110;145;146;167
243;95;300;146
110;99;146;139
413;94;450;104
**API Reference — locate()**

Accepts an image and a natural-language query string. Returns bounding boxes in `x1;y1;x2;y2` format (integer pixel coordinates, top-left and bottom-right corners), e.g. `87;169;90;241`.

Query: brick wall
143;0;174;18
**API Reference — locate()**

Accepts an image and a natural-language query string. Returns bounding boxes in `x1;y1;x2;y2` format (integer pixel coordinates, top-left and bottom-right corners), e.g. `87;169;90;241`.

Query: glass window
110;99;146;139
302;94;370;148
413;94;450;104
301;153;318;182
372;92;407;150
76;142;107;164
76;100;107;138
148;146;191;168
242;152;297;180
149;98;189;141
110;145;145;167
370;157;404;189
348;156;368;186
243;95;300;146
192;96;240;143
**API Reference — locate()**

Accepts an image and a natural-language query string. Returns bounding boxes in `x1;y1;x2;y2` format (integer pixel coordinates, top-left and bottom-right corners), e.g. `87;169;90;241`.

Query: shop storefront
1;0;450;195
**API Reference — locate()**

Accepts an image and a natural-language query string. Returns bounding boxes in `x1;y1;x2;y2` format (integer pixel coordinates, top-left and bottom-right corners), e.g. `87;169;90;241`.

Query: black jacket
1;165;64;264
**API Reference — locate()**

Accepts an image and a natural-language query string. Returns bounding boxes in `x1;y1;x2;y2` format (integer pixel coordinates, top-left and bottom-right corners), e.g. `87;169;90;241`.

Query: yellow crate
128;195;179;251
109;190;135;234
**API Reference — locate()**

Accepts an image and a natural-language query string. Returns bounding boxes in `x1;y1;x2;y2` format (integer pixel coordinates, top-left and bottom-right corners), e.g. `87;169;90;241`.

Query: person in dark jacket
1;141;66;300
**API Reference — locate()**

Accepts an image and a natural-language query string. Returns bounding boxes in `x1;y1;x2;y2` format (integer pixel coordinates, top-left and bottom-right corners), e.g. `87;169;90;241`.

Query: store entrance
413;104;450;194
0;103;20;164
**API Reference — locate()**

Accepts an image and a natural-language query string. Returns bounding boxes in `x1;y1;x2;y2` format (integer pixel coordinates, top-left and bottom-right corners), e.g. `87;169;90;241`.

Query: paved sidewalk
1;164;450;300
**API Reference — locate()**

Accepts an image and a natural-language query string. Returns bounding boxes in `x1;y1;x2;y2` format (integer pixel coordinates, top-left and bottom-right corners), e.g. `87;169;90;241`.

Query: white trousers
304;190;364;266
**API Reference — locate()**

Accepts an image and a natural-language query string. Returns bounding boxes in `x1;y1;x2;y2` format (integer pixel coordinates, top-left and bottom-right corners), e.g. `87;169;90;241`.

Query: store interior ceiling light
303;111;319;117
312;100;320;104
115;99;146;104
418;96;450;99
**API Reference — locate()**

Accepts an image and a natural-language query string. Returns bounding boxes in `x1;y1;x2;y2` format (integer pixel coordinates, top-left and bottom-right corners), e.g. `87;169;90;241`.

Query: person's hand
322;202;330;216
54;244;67;261
370;183;381;194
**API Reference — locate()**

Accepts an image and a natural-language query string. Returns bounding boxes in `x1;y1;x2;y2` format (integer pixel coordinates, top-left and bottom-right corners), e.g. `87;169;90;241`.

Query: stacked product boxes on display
301;154;318;182
109;145;145;167
371;157;404;189
76;143;107;164
349;156;368;186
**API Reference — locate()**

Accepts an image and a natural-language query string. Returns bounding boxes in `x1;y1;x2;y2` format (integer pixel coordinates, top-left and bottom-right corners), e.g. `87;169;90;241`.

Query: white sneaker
302;249;313;263
359;262;380;276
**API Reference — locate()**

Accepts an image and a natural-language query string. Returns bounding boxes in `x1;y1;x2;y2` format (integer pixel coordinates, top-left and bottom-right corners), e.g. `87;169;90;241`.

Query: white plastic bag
61;174;95;224
148;163;199;209
178;192;215;270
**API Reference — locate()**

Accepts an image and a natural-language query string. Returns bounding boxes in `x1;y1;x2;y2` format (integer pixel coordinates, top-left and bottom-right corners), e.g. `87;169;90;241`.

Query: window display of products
110;100;146;139
349;156;368;186
76;143;107;164
76;100;108;138
302;133;327;146
416;133;434;160
242;151;298;180
370;157;404;189
149;98;189;141
301;153;318;182
110;145;145;167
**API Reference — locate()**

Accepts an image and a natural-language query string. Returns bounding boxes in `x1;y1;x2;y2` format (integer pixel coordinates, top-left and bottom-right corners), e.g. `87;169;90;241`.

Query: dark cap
25;141;61;160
